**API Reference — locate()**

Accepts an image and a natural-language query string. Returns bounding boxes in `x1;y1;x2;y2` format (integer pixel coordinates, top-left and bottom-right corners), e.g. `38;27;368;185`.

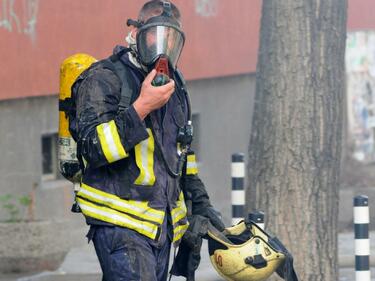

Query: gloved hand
193;205;225;232
170;215;209;281
182;175;225;232
172;167;226;280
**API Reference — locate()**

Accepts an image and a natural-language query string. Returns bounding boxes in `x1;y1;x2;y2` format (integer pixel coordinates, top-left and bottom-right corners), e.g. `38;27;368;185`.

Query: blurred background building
0;0;375;233
0;0;260;225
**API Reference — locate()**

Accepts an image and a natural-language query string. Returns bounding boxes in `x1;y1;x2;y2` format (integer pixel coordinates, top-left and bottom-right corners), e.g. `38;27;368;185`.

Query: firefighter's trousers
89;225;171;281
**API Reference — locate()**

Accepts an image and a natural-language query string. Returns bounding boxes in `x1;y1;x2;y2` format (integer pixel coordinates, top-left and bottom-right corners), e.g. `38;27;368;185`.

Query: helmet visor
137;25;185;68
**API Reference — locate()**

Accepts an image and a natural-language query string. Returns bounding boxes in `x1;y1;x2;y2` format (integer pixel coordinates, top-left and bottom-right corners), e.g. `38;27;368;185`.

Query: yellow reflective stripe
173;223;189;243
171;192;188;243
77;197;159;240
134;129;156;185
78;183;164;224
187;154;196;163
186;154;198;175
110;120;127;158
172;208;187;225
171;192;187;225
96;120;128;163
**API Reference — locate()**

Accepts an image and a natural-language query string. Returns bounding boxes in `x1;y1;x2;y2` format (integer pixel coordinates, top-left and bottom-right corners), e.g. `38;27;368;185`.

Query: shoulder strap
107;49;135;111
70;51;135;112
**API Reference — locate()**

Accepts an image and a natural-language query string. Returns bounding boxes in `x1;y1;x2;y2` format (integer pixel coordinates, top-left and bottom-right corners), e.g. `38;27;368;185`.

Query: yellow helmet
207;221;297;281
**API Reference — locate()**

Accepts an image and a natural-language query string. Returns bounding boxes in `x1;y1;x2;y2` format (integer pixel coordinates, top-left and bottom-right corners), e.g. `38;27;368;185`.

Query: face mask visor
136;24;185;69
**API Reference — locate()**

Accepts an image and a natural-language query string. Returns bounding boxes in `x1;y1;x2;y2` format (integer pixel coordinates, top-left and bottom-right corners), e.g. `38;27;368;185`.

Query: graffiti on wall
0;0;39;41
195;0;218;17
346;31;375;162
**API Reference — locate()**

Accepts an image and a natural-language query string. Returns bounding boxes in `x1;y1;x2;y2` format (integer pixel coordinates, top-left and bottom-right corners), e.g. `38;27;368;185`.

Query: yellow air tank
58;54;97;183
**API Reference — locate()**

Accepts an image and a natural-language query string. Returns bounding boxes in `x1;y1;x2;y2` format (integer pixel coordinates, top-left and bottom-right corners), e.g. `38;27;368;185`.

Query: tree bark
246;1;347;280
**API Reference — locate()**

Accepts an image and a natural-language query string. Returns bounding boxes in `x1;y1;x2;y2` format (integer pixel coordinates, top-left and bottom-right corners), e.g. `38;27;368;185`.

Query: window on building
41;133;58;180
191;113;200;160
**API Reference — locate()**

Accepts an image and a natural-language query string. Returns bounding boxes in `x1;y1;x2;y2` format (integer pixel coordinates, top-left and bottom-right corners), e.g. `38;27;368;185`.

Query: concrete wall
0;95;56;195
0;96;76;222
187;74;256;223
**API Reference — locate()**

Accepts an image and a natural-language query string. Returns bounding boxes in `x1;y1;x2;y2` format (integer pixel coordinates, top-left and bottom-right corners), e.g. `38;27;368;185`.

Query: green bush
0;194;32;222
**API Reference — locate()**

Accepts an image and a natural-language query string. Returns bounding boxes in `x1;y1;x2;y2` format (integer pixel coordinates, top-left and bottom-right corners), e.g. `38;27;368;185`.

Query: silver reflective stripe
187;162;197;169
171;192;187;224
79;186;163;221
174;226;187;237
97;120;127;163
186;154;198;175
173;223;189;243
140;137;151;185
172;208;186;223
79;201;156;235
134;129;155;186
102;123;121;161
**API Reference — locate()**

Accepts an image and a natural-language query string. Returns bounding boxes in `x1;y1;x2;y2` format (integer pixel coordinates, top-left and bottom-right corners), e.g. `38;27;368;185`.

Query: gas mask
127;1;185;86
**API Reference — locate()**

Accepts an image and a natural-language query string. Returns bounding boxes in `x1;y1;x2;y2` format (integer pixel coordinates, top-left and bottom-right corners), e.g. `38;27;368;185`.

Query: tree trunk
246;1;347;280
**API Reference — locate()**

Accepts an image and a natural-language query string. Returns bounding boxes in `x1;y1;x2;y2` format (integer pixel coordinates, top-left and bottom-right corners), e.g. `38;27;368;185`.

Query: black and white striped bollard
354;195;370;281
231;153;245;225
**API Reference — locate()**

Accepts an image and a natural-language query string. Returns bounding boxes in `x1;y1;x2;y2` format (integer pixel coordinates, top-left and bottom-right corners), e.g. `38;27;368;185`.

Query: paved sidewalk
0;240;221;281
1;231;374;281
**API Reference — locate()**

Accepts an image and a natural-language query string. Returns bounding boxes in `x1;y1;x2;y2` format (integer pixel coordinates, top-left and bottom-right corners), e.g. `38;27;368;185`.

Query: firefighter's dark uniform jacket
70;46;199;247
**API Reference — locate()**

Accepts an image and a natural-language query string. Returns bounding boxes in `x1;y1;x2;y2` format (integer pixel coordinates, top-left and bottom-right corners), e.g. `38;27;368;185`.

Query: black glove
182;175;225;232
170;215;209;281
194;205;225;232
172;167;225;280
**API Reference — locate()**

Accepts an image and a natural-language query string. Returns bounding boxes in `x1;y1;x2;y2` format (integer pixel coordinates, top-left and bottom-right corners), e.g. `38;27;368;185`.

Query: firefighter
70;1;224;280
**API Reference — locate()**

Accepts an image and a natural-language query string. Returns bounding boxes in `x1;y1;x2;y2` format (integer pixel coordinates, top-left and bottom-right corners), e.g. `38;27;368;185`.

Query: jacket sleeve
75;68;149;168
181;150;225;231
181;152;210;213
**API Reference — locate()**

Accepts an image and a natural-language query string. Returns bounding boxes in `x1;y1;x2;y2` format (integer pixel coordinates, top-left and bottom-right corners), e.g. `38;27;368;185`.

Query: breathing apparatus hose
150;77;193;178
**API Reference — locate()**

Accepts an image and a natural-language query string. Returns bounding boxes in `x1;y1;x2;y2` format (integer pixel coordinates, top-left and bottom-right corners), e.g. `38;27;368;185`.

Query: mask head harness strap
162;0;172;17
126;18;142;28
127;1;179;29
